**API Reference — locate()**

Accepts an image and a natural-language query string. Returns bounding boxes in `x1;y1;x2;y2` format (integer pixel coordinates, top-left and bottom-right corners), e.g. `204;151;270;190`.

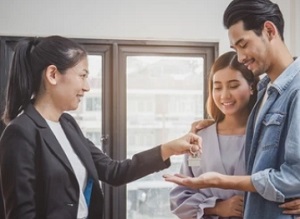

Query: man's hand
163;172;223;189
190;119;214;133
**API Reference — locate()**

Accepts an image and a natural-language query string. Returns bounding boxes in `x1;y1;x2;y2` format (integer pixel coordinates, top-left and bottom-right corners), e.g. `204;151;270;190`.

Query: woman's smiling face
212;66;252;117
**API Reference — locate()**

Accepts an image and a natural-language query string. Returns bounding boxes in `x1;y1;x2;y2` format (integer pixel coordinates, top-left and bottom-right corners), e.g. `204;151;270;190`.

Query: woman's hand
280;198;300;216
160;133;202;161
204;195;244;218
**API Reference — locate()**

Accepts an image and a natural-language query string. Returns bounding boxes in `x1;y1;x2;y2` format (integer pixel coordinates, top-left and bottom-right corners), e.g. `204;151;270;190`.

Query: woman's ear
44;65;58;85
249;84;254;95
250;88;254;95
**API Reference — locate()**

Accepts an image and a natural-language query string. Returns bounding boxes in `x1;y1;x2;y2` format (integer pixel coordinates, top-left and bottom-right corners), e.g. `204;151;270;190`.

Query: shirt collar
257;57;300;94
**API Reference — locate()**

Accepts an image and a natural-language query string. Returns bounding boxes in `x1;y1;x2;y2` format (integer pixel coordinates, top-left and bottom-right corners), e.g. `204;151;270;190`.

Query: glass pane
126;56;204;219
68;55;103;148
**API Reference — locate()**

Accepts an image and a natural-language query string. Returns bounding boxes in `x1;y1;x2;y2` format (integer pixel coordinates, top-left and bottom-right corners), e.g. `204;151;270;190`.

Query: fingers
163;174;187;187
231;196;244;217
195;119;214;129
282;209;300;215
162;174;172;179
163;173;188;180
187;133;203;154
189;121;198;133
163;174;198;188
163;174;187;181
280;199;300;215
190;144;202;156
280;199;300;209
174;173;188;178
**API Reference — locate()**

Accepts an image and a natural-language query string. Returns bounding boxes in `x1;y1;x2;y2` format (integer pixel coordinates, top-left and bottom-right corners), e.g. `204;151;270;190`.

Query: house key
188;146;201;167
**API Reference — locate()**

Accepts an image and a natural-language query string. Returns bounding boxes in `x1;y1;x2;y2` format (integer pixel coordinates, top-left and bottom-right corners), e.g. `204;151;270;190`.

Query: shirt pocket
260;113;285;151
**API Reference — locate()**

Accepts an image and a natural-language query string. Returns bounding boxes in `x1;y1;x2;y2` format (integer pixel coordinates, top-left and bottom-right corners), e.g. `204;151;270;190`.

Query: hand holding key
161;133;202;161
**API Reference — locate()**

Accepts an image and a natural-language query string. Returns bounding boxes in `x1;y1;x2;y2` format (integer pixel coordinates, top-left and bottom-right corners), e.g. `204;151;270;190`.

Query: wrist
206;173;226;188
160;143;172;161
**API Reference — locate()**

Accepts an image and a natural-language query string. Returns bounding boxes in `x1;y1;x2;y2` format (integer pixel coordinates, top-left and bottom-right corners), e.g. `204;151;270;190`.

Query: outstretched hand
163;172;223;189
160;133;202;161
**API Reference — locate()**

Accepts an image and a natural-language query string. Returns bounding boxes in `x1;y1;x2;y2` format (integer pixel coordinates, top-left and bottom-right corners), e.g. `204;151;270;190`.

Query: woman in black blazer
0;36;202;219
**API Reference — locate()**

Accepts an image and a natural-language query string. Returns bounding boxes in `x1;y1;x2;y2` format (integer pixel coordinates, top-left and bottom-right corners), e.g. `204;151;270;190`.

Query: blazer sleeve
0;123;37;219
63;113;171;186
89;141;170;186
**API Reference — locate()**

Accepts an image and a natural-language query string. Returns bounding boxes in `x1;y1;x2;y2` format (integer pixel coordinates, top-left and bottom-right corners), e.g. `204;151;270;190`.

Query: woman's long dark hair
2;36;87;124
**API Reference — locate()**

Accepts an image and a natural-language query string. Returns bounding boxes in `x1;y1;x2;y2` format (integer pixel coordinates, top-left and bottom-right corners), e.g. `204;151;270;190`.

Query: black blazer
0;104;170;219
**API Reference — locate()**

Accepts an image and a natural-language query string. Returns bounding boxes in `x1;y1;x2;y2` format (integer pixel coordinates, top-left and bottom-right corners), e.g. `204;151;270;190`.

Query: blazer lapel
25;104;74;173
40;128;74;173
25;104;98;180
60;119;98;181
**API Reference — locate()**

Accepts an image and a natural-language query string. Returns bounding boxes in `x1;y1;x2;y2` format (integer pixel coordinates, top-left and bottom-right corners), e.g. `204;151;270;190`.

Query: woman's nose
83;80;90;92
221;89;230;98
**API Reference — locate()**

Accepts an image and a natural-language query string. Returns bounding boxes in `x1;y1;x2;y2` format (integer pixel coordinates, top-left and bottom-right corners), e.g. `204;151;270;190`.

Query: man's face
228;20;271;77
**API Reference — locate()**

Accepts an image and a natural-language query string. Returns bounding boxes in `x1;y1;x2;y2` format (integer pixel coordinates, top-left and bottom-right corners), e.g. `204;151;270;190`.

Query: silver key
188;153;201;167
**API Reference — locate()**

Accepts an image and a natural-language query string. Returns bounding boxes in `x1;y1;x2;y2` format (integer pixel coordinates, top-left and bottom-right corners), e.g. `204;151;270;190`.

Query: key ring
189;146;198;157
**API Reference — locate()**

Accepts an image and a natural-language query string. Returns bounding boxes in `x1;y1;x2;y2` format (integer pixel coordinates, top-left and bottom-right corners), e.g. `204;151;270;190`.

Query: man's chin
252;69;264;77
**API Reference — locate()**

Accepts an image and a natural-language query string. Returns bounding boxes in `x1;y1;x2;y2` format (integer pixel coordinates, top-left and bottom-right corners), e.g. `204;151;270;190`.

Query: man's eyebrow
230;38;244;49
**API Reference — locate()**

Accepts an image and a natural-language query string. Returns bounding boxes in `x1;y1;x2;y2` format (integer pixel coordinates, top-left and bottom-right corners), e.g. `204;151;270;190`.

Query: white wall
0;0;299;56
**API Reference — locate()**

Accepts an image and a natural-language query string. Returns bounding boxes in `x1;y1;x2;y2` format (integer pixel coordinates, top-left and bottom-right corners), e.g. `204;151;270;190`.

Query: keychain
188;146;201;167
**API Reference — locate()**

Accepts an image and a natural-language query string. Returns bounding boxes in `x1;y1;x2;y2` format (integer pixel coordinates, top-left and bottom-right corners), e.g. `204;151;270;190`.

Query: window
118;42;217;219
125;55;205;219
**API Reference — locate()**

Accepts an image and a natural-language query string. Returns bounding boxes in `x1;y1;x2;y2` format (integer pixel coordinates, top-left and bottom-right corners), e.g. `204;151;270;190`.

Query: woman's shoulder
196;122;216;136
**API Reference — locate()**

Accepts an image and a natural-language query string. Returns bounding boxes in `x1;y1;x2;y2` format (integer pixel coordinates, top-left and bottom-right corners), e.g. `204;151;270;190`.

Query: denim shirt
243;57;300;219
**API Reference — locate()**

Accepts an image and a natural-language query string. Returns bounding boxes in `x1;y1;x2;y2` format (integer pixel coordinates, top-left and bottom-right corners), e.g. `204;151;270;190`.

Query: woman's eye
230;85;239;89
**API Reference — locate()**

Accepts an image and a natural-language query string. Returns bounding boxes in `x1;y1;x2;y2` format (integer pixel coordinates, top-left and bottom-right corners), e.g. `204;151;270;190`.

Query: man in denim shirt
164;0;300;218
